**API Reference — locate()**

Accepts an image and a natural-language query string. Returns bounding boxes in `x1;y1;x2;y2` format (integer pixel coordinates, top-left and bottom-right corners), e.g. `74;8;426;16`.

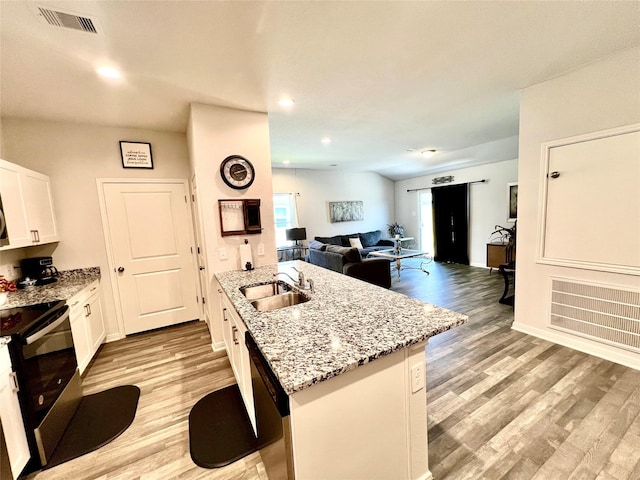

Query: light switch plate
219;248;228;260
411;363;424;393
258;243;265;256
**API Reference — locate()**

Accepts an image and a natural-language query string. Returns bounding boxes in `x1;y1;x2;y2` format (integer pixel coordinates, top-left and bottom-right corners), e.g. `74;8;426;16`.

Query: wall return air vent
33;5;99;34
549;278;640;353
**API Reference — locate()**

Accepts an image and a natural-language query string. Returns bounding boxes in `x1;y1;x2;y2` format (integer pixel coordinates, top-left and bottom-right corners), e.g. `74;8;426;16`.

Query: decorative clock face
220;155;255;190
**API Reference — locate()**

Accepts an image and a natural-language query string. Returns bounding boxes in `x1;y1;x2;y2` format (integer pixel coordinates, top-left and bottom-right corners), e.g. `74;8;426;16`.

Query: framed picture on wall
507;182;518;222
120;141;154;169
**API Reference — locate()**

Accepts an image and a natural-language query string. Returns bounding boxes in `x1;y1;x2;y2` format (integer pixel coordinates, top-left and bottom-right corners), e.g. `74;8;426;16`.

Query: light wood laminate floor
28;262;640;480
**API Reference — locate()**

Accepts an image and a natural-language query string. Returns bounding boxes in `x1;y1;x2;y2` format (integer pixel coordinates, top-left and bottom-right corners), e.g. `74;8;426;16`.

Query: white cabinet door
0;160;31;248
0;344;30;480
86;287;105;353
0;159;59;249
21;169;59;244
220;292;255;430
540;125;640;274
68;282;103;375
69;301;91;375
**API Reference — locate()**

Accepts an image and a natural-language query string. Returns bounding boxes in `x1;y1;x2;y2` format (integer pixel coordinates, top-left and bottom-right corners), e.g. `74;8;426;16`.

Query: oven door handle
25;307;70;345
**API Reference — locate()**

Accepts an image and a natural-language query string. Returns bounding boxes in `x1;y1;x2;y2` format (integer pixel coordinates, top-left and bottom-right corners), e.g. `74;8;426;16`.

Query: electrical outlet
411;363;424;393
219;248;228;260
0;264;13;280
257;243;264;256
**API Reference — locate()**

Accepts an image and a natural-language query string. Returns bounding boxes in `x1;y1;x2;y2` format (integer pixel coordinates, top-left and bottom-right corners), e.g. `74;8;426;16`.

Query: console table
277;245;309;262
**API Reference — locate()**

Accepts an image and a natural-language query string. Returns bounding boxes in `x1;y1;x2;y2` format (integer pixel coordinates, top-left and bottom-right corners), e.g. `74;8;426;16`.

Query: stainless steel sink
240;280;291;300
250;291;310;312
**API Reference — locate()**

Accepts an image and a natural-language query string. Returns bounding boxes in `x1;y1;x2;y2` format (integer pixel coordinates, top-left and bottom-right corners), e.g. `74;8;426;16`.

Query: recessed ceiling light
321;137;331;144
96;66;121;79
278;98;295;107
421;149;436;157
282;159;290;165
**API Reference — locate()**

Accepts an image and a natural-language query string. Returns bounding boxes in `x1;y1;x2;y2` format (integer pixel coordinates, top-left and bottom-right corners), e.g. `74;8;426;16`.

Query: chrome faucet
274;271;298;285
274;267;314;293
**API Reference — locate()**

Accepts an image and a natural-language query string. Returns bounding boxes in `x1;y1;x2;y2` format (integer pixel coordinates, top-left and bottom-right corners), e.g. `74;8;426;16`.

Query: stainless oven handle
25;307;70;345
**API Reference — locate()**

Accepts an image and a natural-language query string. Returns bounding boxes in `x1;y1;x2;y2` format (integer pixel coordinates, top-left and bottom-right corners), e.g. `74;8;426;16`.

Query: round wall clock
220;155;255;190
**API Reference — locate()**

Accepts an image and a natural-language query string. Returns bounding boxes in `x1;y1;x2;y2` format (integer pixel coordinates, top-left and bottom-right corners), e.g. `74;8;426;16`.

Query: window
273;193;297;246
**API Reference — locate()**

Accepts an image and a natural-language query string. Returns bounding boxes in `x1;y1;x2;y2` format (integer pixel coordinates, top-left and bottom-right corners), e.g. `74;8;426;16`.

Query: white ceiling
2;1;639;180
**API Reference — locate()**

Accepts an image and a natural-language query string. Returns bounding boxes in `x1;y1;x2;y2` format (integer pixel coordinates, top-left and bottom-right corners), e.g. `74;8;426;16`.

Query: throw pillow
325;245;362;263
359;230;382;247
349;237;364;249
308;240;327;251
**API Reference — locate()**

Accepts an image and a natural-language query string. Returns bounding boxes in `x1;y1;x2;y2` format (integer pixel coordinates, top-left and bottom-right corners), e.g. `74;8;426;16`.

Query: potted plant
387;222;405;238
489;221;517;263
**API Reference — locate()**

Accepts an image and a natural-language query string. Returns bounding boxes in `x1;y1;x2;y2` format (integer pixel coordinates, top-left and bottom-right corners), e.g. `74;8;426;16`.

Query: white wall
394;159;518;267
272;168;395;240
0;117;191;340
188;104;276;349
514;46;640;368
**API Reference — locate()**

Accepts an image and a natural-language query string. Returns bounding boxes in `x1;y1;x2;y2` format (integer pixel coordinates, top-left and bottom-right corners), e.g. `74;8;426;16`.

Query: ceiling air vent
34;6;99;34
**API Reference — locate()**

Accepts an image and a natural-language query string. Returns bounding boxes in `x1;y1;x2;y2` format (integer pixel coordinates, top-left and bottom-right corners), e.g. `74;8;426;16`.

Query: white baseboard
105;333;123;343
417;471;434;480
470;262;489;269
211;340;226;352
511;321;640;371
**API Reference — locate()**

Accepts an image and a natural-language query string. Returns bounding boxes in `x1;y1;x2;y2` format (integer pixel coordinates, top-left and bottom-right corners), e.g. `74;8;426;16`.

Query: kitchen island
216;261;467;480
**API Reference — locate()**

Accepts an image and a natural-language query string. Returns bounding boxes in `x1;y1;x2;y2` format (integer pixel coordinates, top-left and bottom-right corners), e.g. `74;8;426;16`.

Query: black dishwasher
245;332;294;480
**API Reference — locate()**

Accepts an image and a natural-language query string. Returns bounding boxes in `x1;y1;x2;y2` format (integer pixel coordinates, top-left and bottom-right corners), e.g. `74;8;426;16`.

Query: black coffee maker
20;256;59;287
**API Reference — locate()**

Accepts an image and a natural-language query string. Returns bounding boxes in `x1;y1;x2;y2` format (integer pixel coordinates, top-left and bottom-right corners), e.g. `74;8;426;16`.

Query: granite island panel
1;267;101;310
215;260;467;394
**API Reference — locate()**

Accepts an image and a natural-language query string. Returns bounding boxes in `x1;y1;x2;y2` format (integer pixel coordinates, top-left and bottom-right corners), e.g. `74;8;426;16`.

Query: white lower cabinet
0;342;30;480
219;288;255;431
68;281;105;375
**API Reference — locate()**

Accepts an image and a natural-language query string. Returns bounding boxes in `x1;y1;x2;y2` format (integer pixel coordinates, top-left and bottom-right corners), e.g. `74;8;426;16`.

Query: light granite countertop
0;267;101;310
216;261;467;395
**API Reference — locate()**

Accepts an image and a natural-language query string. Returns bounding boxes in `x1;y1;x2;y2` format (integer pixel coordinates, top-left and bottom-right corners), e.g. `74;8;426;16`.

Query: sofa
313;229;394;256
307;230;393;288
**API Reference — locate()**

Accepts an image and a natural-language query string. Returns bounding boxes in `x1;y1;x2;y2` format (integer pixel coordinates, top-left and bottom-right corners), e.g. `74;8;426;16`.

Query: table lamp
286;227;307;246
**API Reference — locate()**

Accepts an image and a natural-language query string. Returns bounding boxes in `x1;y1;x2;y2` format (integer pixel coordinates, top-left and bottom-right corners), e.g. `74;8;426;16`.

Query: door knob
117;267;125;273
199;266;205;271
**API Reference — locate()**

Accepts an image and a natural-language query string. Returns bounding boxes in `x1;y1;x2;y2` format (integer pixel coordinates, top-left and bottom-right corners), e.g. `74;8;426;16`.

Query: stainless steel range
1;300;81;470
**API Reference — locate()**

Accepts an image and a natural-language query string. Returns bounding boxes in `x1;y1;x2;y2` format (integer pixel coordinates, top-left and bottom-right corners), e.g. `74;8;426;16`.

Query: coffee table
367;248;432;279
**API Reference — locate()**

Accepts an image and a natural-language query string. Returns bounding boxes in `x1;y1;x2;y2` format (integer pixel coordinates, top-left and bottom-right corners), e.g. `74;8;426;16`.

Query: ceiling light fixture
282;159;290;165
278;98;295;107
421;149;436;157
321;137;331;144
96;66;121;79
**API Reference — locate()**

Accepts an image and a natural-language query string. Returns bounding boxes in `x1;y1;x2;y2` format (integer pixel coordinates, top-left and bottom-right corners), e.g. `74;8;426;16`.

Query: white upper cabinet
0;161;31;247
0;159;59;250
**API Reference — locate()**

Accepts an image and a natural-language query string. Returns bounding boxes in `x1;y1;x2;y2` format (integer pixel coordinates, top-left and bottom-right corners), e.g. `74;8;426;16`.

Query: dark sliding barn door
432;184;469;264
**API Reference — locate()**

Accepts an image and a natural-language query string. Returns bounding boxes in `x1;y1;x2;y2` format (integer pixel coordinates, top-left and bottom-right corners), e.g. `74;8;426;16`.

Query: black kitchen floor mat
45;385;140;469
189;384;257;468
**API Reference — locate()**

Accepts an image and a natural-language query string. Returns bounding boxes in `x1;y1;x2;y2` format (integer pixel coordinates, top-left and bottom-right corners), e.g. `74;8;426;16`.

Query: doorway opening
419;190;434;254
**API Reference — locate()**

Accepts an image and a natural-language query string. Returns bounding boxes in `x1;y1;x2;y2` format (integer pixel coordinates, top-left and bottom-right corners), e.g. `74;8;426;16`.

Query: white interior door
102;181;199;335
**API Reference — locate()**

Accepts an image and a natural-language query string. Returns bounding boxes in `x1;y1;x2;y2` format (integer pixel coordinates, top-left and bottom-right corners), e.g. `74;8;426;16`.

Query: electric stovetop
0;300;67;338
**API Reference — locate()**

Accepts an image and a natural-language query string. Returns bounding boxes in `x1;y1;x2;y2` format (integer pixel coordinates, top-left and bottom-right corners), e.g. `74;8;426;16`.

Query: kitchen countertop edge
1;267;101;310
